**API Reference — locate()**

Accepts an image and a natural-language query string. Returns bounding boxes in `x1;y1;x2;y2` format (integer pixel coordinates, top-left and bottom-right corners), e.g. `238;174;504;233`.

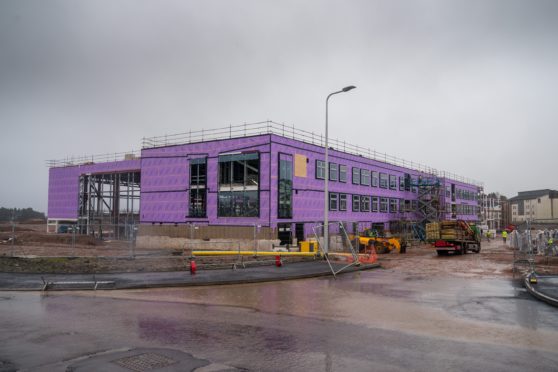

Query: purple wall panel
140;191;187;223
140;135;271;224
47;160;141;219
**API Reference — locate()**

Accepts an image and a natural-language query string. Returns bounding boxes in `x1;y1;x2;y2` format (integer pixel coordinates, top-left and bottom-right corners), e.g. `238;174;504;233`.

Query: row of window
316;161;416;192
455;204;478;215
328;193;419;213
456;188;476;201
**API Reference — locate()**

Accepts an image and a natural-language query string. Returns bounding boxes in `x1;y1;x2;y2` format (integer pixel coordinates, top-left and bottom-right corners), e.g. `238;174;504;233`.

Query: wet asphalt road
1;269;558;371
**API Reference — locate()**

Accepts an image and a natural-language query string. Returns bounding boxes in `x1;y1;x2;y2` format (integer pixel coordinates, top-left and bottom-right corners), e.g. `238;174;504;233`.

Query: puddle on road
9;269;557;355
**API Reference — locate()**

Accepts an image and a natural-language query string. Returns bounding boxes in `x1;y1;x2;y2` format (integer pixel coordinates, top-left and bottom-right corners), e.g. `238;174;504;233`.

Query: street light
324;85;356;254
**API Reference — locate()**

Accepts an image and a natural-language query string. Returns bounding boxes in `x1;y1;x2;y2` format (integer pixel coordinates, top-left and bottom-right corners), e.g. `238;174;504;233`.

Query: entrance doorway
277;223;292;245
295;223;305;243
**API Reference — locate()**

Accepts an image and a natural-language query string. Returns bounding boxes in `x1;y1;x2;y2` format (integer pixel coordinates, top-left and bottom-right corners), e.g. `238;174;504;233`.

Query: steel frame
78;171;140;239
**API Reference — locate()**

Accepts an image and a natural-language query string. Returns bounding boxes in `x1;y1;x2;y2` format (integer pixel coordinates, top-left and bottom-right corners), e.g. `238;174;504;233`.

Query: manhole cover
112;352;177;371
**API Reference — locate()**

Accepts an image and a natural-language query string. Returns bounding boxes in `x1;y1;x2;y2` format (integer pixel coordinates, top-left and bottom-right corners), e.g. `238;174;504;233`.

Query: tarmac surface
0;258;557;309
0;260;379;291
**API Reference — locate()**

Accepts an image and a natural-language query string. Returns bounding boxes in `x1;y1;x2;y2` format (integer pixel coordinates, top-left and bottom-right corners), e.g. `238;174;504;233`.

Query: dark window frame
380;197;388;212
278;154;293;219
379;173;388;189
217;152;260;218
389;175;397;190
316;160;325;179
361;195;370;212
371;196;379;212
352;194;361;212
339;193;348;211
329;192;339;211
389;198;398;213
329;162;338;182
339;165;347;183
352;167;360;185
372;171;379;187
189;158;207;217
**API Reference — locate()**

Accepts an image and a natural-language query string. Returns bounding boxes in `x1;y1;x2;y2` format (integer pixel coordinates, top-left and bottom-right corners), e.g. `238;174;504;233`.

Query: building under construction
47;121;482;243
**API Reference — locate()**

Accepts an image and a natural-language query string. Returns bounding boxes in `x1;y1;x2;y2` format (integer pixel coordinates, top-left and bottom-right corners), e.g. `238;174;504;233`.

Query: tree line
0;207;46;222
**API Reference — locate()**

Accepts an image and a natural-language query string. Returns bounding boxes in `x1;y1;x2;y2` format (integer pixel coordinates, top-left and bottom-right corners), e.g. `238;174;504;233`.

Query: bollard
275;255;282;267
190;260;197;275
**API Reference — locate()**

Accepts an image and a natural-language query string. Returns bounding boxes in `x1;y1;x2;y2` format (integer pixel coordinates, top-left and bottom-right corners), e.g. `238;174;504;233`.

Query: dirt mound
1;231;99;246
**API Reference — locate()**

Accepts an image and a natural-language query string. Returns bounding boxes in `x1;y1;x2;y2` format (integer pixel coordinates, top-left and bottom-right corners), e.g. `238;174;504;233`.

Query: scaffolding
408;175;444;241
78;171;141;240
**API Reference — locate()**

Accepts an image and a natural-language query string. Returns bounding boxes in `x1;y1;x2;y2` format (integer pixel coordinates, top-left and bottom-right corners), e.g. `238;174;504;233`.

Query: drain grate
112;352;177;371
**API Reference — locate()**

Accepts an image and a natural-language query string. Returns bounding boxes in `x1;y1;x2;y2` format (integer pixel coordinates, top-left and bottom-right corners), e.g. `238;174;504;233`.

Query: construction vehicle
355;229;406;254
426;220;481;255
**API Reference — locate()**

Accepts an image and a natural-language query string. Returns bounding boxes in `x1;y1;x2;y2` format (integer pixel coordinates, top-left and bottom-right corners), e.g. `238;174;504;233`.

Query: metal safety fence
510;227;558;276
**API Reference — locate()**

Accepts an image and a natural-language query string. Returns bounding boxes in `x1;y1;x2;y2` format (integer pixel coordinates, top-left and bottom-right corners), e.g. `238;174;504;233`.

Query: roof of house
508;189;558;202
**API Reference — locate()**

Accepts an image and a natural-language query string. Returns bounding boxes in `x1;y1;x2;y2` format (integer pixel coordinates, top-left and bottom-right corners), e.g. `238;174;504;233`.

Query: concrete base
136;236;281;251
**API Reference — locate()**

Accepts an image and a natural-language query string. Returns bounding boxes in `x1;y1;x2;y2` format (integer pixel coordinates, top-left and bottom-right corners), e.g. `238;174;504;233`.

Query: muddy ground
1;223;557;276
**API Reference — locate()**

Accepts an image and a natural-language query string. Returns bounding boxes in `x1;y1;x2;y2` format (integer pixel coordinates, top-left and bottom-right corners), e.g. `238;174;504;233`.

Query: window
404;199;411;212
399;198;405;212
411;200;418;211
412;178;418;193
371;196;379;212
379;173;388;189
399;176;405;191
218;153;260;217
518;201;524;215
404;174;411;191
389;198;398;213
372;171;379;187
278;155;293;218
218;191;259;217
389;175;397;190
352;167;360;185
316;160;325;179
361;195;370;212
339;194;348;211
380;197;388;212
189;158;207;217
339;165;347;183
352;195;361;212
360;169;371;186
329;192;338;211
329;163;338;181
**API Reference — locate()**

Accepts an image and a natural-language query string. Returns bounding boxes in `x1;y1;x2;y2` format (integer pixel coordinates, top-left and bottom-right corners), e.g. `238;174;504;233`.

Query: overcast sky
1;0;557;213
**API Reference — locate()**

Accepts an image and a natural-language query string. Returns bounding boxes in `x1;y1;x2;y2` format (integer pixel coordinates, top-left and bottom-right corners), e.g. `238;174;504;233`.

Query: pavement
0;260;379;291
524;274;558;307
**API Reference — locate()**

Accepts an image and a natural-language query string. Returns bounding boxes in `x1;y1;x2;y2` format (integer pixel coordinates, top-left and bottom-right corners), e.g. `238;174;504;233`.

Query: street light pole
324;85;356;254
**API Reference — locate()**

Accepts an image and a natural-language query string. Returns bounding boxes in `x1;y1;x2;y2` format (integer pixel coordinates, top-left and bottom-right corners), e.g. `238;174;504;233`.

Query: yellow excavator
352;229;405;254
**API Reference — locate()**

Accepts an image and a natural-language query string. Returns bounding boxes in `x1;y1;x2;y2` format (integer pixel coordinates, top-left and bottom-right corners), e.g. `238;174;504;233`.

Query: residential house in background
480;192;504;230
509;189;558;224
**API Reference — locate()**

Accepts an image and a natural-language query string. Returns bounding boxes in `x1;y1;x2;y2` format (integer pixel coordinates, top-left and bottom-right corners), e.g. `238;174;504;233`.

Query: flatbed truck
426;220;481;256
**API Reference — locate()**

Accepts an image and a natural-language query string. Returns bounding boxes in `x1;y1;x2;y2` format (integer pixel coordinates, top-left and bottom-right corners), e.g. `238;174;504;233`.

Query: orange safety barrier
330;250;378;264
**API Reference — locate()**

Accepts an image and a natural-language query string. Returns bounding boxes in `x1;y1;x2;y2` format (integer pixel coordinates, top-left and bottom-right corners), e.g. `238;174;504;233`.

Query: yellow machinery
353;230;404;254
299;239;318;253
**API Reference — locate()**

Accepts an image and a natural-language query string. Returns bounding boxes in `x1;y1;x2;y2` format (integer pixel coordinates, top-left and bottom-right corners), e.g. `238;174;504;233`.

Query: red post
190;260;197;275
275;255;282;267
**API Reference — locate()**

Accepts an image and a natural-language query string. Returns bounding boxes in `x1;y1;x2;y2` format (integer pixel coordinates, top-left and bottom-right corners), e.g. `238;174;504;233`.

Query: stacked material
425;222;440;240
439;221;466;240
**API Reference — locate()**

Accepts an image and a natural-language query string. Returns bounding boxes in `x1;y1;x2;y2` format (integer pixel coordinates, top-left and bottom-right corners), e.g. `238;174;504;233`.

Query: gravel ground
381;238;558;278
2;224;557;276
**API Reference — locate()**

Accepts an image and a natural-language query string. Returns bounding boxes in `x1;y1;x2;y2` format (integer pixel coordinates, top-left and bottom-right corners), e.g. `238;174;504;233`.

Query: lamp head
342;85;356;92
